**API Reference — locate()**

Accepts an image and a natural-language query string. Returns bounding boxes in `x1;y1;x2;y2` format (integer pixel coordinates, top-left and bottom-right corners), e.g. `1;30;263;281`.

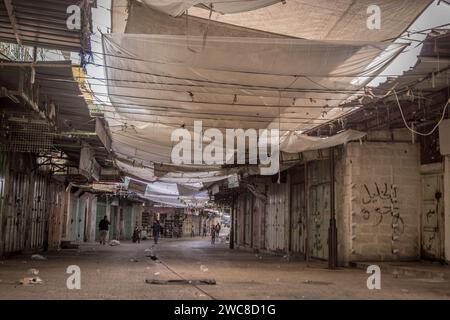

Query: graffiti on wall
360;183;404;250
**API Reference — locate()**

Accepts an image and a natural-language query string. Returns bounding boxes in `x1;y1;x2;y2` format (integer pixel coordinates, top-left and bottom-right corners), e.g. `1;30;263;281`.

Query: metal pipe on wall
328;147;338;269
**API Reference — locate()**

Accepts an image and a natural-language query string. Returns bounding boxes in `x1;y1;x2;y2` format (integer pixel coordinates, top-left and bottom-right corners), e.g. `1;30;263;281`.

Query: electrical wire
394;90;449;136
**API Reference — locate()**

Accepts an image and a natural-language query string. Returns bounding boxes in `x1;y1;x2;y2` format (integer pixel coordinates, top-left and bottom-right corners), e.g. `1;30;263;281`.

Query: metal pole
230;194;235;249
328;147;338;269
304;162;309;264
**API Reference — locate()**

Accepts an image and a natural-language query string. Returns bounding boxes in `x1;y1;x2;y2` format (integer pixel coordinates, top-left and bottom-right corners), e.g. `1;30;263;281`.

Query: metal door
95;202;106;241
124;206;133;239
421;174;444;260
290;182;306;254
77;197;86;243
69;194;79;241
244;195;252;246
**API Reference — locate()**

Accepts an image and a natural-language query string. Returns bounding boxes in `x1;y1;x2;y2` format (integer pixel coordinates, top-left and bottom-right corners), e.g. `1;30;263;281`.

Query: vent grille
0;115;54;153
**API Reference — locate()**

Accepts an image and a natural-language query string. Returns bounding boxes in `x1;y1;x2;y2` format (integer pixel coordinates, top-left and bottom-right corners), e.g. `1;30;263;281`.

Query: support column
230;194;235;249
328;147;338;269
106;196;111;241
444;156;450;262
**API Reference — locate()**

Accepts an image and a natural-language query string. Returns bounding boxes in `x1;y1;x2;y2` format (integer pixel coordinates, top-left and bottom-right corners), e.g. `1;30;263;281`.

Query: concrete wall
342;142;421;263
231;135;425;265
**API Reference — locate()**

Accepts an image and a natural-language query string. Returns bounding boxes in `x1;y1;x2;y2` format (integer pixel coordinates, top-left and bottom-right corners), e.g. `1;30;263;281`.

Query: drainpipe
328;147;338;269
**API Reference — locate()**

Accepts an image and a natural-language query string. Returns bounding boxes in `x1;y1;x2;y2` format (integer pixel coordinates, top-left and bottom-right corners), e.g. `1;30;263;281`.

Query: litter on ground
19;277;43;285
27;269;39;275
31;254;47;261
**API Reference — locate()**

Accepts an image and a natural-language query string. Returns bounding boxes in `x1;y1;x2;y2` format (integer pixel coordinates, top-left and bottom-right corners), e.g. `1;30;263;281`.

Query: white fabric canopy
188;0;432;41
103;0;431;207
137;0;280;16
103;34;404;170
115;158;155;182
139;193;209;208
280;129;366;154
124;176;208;207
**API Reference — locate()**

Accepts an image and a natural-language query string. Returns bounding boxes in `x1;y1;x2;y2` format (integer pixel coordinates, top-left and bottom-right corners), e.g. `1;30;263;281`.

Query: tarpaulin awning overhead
188;0;432;41
138;191;210;208
137;0;281;16
280;129;366;154
102;34;404;168
115;158;155;182
0;0;92;51
122;175;208;207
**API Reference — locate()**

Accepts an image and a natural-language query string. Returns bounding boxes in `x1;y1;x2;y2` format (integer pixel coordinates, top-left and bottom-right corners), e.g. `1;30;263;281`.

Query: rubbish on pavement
109;240;121;246
146;279;216;285
200;265;209;272
27;268;39;275
20;277;43;285
31;254;47;261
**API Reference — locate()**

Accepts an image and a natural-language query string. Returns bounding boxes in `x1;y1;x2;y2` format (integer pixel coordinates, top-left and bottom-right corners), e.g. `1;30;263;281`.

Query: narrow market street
1;238;449;300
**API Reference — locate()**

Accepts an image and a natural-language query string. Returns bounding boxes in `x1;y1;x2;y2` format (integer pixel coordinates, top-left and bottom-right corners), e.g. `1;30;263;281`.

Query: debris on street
109;240;121;246
146;279;216;285
19;277;44;285
31;254;47;261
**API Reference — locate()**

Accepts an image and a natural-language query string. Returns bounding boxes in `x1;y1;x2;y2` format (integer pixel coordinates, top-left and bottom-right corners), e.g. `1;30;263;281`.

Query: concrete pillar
444;156;450;262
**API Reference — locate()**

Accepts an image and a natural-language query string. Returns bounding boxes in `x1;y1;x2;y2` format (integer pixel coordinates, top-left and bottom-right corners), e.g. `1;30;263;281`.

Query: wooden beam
3;0;21;45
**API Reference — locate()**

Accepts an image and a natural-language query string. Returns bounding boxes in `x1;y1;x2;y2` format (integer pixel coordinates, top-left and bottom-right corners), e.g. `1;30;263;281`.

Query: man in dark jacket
152;220;161;244
99;216;110;245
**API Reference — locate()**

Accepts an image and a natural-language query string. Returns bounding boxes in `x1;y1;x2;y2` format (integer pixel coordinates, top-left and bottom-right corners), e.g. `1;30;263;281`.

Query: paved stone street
0;238;449;300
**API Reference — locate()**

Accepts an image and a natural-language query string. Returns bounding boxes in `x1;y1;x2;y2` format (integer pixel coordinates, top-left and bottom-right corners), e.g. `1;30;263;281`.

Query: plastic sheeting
137;0;280;16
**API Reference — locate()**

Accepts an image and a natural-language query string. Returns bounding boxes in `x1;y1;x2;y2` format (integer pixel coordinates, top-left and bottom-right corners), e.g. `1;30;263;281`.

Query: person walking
215;223;221;235
211;225;216;245
99;216;110;245
132;224;141;244
152;220;161;244
202;222;207;237
215;223;221;243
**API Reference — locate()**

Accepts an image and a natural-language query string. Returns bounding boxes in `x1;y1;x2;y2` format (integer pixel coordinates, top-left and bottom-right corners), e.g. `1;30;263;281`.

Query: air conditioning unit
439;118;450;156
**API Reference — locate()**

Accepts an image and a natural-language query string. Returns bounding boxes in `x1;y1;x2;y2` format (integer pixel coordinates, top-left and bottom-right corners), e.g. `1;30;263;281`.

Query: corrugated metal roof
0;0;92;51
34;61;94;132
